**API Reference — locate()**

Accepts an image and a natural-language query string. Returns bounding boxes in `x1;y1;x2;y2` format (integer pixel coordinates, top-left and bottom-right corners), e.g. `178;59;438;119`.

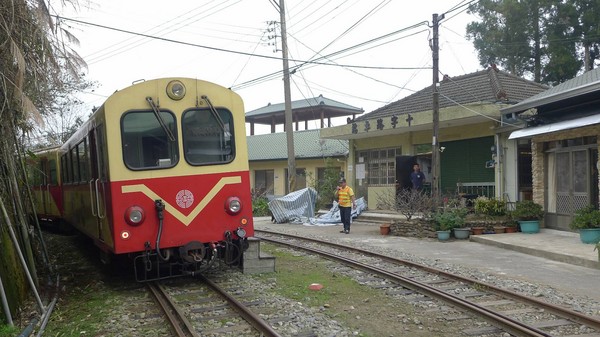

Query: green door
440;137;494;195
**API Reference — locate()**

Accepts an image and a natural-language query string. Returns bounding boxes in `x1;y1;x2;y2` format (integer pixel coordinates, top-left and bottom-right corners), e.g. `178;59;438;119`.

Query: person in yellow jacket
334;178;356;234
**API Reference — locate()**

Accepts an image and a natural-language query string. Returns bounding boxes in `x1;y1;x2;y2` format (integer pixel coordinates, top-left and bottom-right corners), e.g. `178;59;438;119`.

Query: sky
54;0;482;134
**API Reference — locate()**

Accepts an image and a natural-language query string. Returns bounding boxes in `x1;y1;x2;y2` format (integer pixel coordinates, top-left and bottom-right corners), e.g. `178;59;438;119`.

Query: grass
0;325;19;337
254;243;448;337
42;282;115;336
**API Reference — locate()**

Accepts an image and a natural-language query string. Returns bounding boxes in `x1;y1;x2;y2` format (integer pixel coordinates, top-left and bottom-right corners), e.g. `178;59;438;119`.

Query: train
28;78;254;281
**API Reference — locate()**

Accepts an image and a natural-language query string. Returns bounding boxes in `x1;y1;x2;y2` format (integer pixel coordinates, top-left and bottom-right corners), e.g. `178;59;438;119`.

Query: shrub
306;158;342;211
376;188;435;220
433;208;468;231
569;205;600;230
512;200;544;220
251;189;272;217
473;196;506;216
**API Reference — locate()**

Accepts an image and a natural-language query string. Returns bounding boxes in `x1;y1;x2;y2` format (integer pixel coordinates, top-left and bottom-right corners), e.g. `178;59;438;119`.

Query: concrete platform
253;212;600;302
470;228;599;270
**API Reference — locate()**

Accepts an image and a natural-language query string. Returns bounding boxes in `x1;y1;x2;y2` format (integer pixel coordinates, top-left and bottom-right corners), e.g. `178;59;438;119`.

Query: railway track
256;229;600;337
148;276;283;337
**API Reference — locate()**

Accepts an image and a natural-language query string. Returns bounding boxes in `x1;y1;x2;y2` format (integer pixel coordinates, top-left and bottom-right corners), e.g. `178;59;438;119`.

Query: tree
0;0;85;326
466;0;599;85
467;0;543;81
542;2;582;85
573;0;600;71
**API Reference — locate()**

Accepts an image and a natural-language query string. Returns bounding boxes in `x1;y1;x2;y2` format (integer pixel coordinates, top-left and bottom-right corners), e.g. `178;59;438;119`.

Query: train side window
71;147;80;183
77;140;89;182
182;109;235;165
60;154;67;184
121;110;178;170
48;159;58;185
65;150;73;184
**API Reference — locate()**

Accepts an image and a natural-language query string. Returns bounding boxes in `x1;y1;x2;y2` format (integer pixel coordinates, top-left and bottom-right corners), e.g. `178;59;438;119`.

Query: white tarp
308;197;366;226
267;188;366;225
268;188;318;224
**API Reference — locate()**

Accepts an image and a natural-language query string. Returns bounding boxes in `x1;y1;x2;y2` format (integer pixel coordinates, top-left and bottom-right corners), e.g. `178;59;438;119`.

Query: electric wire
82;0;244;65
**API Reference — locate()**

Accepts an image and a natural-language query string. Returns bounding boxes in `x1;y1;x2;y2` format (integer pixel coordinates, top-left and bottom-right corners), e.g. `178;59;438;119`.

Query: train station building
246;66;600;232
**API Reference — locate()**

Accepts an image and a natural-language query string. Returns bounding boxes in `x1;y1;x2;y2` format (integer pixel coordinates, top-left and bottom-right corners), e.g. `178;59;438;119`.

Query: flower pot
505;226;518;233
380;224;391;235
493;226;506;234
453;228;470;239
471;226;484;235
578;228;600;244
518;220;540;233
436;230;451;241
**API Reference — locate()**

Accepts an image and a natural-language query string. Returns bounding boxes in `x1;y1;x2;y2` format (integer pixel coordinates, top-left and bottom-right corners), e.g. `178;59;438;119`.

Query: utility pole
431;13;443;202
279;0;296;192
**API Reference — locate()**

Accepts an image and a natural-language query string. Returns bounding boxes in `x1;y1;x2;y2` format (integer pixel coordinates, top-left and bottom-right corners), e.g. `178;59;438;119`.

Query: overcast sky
55;0;482;134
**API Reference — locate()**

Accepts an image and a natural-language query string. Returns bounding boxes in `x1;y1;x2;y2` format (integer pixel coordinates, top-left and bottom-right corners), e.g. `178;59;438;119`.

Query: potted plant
433;208;467;240
512;200;544;233
472;196;510;234
504;220;518;233
569;205;600;244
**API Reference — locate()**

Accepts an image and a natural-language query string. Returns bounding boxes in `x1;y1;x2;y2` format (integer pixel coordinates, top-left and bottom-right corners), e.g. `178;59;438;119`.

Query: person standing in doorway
335;178;356;234
410;164;426;191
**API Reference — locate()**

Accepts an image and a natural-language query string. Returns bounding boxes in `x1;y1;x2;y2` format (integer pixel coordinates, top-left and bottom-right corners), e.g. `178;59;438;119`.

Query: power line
53;15;422;72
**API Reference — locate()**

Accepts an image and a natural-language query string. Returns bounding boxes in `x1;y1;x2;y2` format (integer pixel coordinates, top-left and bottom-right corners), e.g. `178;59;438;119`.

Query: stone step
242;237;276;274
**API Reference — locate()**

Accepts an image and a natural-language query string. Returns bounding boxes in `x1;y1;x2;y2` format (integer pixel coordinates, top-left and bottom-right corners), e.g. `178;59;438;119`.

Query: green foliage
306;158;342;211
433;208;468;231
474;196;506;216
513;200;544;220
251;193;271;217
569;205;600;230
466;0;591;85
0;325;19;336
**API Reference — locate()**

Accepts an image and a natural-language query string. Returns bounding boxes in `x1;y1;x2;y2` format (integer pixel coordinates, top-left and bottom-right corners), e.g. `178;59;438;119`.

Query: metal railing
456;182;495;199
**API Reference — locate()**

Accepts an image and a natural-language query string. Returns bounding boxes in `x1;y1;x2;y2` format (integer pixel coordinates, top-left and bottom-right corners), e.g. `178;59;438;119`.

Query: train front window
182;109;234;165
121;110;178;170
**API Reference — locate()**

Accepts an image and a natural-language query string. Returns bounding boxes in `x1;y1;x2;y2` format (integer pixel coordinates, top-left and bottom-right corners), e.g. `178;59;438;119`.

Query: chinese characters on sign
351;113;413;134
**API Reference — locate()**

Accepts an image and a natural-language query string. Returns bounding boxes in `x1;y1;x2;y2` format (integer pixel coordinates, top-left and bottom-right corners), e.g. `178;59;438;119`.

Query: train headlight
225;197;242;215
124;206;145;226
166;80;186;100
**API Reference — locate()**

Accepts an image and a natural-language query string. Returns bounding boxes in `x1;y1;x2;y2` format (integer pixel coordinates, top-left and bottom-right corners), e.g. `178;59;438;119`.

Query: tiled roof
502;67;600;114
246;94;363;117
247;129;348;161
356;66;548;121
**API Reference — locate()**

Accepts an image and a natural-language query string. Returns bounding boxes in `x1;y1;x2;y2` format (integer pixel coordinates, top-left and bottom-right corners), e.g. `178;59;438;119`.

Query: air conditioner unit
501;112;518;124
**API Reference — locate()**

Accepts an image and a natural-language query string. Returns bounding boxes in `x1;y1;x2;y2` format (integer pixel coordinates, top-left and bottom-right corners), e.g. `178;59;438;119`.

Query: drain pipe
0;272;12;326
35;295;57;337
16;318;37;337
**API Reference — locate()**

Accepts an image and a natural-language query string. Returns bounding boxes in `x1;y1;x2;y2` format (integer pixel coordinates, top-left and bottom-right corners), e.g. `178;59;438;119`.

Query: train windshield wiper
201;95;225;132
146;97;176;142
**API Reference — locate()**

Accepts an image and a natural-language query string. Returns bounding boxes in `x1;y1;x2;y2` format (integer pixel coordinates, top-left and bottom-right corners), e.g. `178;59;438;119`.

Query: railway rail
148;277;283;337
256;229;600;337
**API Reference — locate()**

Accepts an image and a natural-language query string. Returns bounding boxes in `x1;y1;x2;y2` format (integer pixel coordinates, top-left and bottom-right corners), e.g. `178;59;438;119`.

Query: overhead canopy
245;94;363;134
509;114;600;139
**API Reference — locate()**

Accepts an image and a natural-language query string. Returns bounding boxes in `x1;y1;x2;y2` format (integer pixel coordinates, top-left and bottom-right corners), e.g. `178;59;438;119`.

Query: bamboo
0;272;13;326
0;199;45;314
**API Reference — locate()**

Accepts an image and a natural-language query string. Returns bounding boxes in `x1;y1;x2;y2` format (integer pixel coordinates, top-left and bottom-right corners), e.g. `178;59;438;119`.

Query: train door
38;157;53;216
89;126;110;243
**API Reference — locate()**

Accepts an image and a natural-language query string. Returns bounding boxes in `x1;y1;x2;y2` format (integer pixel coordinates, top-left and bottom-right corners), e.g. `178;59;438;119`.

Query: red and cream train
29;78;254;281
